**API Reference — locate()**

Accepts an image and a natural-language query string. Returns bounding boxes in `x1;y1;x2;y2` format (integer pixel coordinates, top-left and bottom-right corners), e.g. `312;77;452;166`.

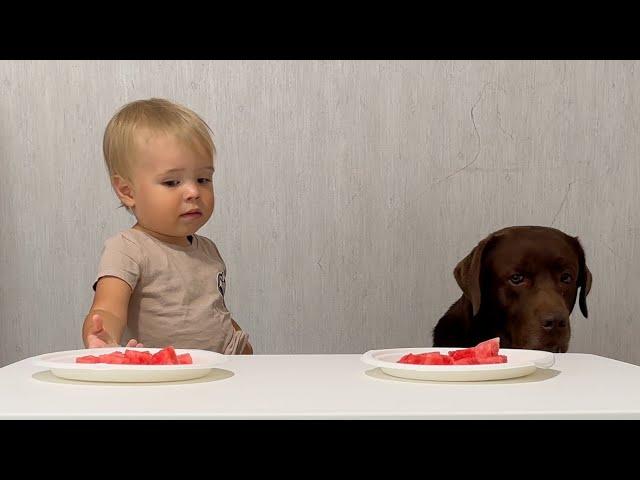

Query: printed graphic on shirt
217;271;226;297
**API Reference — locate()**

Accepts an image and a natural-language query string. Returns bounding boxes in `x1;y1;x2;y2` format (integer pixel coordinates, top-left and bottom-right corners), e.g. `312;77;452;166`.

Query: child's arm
82;276;141;348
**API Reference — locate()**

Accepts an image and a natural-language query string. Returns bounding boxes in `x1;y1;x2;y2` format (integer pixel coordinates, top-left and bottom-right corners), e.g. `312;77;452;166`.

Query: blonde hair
103;98;216;183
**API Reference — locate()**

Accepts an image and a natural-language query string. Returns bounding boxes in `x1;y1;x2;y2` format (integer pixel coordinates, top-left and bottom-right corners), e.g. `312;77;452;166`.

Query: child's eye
162;180;180;187
198;178;212;184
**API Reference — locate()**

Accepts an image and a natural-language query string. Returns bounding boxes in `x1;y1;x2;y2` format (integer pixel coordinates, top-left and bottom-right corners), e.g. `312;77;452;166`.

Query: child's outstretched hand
86;313;143;348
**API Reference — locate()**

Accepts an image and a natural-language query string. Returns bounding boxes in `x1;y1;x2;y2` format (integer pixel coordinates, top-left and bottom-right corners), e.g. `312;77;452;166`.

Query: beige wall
1;60;639;366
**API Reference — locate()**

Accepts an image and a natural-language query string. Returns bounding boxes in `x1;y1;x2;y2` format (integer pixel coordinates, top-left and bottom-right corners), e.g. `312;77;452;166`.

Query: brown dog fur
432;226;592;353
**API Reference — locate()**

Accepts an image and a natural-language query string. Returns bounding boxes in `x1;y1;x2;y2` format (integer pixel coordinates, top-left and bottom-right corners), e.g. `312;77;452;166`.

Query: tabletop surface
1;352;639;419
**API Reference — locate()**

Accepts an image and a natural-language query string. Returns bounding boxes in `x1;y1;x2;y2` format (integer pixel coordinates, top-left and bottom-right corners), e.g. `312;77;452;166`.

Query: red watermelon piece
76;346;190;365
397;337;507;366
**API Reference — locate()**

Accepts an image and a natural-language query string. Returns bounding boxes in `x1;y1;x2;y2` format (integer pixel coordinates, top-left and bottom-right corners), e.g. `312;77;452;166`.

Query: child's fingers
87;334;106;349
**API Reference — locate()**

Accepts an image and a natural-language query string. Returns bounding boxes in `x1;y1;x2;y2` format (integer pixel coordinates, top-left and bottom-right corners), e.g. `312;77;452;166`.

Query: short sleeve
93;233;143;291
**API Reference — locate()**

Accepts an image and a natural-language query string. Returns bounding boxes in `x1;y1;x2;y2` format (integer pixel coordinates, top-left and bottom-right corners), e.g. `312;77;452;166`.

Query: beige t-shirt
94;228;248;354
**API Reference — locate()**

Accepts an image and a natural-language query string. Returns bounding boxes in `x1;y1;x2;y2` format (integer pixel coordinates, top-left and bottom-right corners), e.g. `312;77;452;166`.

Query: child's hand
86;313;143;348
86;313;117;348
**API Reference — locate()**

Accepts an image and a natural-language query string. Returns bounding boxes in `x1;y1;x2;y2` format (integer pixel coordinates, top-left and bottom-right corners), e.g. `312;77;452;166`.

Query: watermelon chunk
448;347;476;360
98;353;131;364
398;353;423;364
397;337;507;366
150;346;179;365
75;346;190;365
476;355;507;364
473;337;500;358
76;355;100;363
177;353;193;364
125;349;153;365
416;352;454;365
453;357;480;365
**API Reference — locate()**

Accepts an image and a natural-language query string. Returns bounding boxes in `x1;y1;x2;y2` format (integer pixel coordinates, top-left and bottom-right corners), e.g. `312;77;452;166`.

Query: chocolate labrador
432;226;592;353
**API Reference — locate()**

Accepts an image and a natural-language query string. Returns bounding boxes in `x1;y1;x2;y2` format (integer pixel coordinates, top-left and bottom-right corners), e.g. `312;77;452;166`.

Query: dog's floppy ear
453;235;495;317
572;237;593;318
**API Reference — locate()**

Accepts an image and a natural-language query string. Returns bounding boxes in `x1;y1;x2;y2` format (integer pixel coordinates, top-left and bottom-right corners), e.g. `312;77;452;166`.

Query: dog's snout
541;313;568;331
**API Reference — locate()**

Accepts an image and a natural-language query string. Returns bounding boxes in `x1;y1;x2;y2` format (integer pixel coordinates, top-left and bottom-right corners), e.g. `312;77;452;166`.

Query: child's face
126;132;214;243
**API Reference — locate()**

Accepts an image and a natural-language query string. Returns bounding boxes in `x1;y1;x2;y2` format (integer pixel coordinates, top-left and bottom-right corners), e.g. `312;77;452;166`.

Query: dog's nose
541;313;568;330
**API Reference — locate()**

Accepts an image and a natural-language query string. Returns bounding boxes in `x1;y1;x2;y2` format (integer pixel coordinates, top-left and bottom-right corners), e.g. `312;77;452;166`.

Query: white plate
33;347;227;383
361;347;555;382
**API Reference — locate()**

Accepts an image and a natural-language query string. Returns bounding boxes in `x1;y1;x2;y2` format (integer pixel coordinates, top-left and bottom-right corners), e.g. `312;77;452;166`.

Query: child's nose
184;182;200;200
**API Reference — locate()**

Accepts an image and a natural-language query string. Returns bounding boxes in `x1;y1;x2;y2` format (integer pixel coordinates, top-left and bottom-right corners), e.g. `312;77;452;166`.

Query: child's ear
112;175;135;209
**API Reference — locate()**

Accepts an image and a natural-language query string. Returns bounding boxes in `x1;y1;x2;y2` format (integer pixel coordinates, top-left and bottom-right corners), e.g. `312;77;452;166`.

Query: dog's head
454;226;592;352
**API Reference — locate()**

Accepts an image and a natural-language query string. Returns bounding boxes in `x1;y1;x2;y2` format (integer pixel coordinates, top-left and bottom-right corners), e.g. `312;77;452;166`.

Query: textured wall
1;60;639;366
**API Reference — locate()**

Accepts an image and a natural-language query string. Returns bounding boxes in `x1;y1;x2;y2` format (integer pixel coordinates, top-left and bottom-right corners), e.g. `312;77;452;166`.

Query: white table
1;353;639;419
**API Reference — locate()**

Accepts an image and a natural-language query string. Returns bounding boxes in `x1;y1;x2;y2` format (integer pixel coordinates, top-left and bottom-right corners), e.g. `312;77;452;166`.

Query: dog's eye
560;273;572;284
509;274;525;285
